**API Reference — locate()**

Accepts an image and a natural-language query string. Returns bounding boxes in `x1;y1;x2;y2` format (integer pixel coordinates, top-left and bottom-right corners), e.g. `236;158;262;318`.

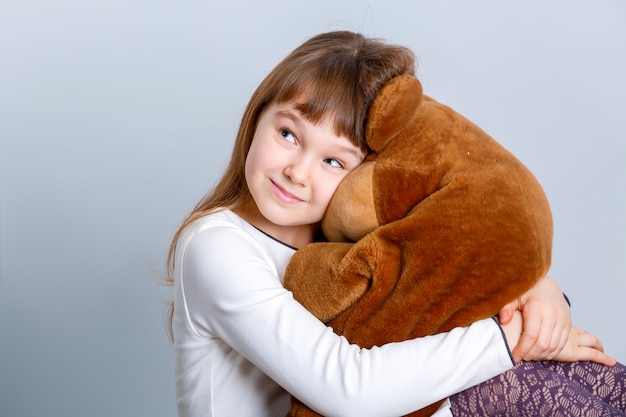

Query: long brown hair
164;31;416;339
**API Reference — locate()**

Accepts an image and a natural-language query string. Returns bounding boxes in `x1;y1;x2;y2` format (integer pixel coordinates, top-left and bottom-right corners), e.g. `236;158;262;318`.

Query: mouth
271;180;304;204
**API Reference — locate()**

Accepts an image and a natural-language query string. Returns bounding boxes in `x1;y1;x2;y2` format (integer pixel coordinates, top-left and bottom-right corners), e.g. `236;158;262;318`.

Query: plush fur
283;74;553;417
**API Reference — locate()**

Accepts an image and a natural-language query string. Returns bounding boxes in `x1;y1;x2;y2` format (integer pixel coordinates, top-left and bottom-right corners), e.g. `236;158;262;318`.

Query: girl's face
242;101;366;247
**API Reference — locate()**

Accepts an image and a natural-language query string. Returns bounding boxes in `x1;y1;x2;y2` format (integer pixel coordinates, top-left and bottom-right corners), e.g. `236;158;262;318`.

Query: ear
366;75;423;153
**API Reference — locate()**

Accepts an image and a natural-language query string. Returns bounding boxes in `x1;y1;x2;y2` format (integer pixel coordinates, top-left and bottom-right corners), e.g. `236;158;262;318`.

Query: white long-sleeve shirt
172;210;515;417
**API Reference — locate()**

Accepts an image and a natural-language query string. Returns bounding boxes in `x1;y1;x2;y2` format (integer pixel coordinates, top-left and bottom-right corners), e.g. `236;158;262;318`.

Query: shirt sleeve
179;225;515;417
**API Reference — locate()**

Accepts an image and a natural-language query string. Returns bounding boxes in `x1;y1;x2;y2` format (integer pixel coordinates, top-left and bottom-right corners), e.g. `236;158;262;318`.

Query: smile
271;180;304;204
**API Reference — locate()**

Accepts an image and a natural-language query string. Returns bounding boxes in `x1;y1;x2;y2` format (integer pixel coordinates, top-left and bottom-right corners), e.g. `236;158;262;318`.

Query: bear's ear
366;75;423;153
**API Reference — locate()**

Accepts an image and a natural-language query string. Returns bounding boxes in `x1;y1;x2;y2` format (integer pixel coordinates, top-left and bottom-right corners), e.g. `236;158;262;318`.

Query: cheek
315;176;345;209
244;147;257;183
246;138;269;176
248;135;283;172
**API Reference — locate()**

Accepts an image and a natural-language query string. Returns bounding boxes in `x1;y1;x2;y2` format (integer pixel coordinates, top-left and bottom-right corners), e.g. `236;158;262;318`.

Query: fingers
575;328;605;353
518;312;548;359
549;327;616;366
545;325;570;360
541;315;571;360
513;313;569;361
576;346;617;367
512;319;551;360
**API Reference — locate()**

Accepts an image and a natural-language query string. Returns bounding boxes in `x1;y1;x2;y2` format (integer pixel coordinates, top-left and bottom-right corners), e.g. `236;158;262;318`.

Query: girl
165;31;617;417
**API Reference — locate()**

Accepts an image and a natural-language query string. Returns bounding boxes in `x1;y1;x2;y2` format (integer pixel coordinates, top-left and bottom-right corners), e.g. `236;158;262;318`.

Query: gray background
1;1;624;416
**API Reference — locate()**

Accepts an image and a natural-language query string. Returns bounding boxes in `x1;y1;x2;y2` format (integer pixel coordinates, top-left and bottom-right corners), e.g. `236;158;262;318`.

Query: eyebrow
275;109;301;123
333;143;365;161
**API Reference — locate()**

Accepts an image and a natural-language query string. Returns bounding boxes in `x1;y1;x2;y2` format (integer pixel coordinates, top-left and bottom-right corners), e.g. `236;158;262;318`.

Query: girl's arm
180;225;516;416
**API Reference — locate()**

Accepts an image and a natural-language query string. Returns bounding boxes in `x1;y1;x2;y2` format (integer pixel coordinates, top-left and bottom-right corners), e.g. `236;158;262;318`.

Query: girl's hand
550;326;617;366
498;275;571;362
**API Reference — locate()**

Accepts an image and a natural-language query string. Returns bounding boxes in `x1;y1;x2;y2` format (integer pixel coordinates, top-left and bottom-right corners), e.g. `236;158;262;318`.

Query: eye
323;158;344;169
280;128;296;144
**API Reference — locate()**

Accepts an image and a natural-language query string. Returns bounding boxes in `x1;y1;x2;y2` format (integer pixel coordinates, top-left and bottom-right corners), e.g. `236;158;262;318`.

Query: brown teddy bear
283;74;554;417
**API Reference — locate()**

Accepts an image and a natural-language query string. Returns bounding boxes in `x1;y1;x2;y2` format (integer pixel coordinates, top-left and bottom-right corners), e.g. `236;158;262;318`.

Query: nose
284;156;312;186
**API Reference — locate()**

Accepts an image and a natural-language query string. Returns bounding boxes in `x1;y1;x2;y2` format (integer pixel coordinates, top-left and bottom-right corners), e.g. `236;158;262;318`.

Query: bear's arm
284;241;370;323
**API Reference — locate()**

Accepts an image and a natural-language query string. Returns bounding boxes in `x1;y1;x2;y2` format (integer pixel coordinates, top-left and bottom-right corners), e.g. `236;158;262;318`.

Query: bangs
296;84;361;147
